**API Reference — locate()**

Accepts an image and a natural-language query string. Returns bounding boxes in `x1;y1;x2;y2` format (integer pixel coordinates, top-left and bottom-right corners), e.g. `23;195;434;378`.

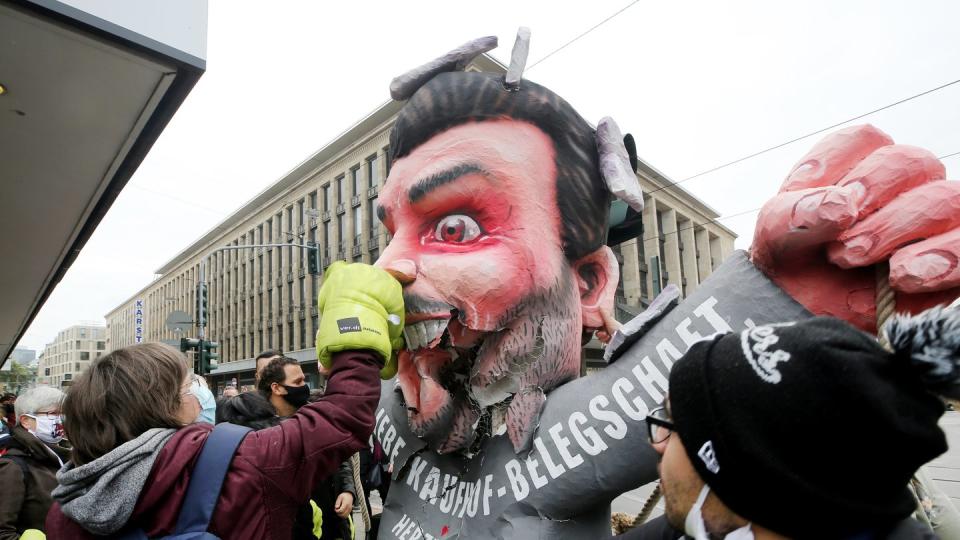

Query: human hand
316;261;405;378
595;307;621;344
334;492;354;518
751;124;960;332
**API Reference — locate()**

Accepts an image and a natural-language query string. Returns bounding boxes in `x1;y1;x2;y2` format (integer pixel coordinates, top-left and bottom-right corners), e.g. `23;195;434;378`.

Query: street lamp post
187;241;321;373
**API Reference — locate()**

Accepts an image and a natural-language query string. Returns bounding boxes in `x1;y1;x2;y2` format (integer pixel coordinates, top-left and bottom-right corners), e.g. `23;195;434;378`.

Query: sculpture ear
574;245;620;330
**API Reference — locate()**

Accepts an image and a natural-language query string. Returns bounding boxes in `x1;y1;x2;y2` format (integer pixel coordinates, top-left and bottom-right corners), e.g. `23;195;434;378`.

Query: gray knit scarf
52;427;177;535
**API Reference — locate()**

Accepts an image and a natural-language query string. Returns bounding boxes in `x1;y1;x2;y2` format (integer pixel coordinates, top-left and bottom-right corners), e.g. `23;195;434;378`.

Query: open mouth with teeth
396;311;503;454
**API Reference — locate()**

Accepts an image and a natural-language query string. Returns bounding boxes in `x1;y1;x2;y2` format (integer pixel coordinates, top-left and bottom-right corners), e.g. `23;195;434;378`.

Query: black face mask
281;384;310;409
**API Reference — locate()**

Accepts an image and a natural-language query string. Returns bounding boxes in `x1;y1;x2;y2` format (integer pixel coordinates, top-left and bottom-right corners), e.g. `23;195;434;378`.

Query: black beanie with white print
668;307;960;538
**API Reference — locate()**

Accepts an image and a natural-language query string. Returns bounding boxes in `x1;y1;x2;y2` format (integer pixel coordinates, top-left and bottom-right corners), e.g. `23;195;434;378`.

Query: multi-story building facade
106;55;736;392
37;324;106;387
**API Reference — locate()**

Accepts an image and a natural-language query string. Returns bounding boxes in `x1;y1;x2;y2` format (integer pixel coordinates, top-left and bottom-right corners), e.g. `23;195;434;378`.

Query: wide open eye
434;214;481;243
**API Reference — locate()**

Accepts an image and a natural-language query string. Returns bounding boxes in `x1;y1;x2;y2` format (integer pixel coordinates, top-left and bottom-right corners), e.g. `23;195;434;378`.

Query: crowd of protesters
0;260;958;539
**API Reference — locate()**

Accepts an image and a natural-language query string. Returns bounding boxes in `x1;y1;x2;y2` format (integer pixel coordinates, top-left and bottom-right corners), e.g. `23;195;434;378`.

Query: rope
631;482;662;528
350;452;372;532
875;262;895;349
876;263;942;531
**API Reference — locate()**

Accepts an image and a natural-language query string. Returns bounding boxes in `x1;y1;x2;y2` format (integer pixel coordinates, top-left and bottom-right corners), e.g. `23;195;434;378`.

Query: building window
337;218;343;245
97;340;105;350
336;176;344;204
75;361;81;370
75;340;80;349
367;155;378;188
310;191;318;212
384;146;391;176
267;251;272;282
288;322;294;350
353;208;362;246
267;219;273;244
64;373;72;381
312;314;318;339
80;328;86;338
277;324;283;350
352;167;361;197
322;184;330;211
80;352;89;361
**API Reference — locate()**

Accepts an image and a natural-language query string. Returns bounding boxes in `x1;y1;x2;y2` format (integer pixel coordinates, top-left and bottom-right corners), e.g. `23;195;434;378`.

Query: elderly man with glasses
0;386;68;538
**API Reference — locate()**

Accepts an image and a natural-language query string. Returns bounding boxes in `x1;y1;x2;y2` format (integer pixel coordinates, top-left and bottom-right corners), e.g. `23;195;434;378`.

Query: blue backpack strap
174;423;252;534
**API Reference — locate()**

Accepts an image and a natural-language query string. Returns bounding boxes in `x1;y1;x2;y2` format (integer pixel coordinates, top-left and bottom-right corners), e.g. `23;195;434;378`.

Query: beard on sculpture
397;268;583;454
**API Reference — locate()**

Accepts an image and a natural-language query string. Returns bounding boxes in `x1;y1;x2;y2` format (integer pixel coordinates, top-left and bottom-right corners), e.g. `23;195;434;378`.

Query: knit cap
668;307;960;537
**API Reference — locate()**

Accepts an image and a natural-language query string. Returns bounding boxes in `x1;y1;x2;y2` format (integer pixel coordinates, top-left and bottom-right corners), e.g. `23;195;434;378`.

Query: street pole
193;241;320;364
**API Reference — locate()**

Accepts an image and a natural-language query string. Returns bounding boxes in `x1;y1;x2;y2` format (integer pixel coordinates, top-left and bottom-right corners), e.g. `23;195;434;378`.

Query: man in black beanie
640;307;960;539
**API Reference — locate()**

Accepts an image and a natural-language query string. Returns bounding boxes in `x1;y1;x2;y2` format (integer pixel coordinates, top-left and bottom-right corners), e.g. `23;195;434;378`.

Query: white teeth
403;319;450;350
424;320;439;344
415;323;428;349
403;327;419;350
427;319;449;347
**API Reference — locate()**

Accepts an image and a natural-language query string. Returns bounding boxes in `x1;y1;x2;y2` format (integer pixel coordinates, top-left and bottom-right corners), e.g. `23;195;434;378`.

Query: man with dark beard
377;71;620;457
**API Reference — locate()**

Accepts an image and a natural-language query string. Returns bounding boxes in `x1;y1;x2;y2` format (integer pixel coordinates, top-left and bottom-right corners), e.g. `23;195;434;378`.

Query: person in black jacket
624;310;957;540
0;386;66;539
216;389;356;539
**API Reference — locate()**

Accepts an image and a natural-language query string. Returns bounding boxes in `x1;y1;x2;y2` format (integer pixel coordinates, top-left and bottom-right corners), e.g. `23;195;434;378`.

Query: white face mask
684;484;754;540
26;413;64;444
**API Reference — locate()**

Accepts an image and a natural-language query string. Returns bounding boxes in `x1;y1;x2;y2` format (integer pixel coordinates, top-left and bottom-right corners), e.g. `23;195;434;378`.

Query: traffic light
200;340;219;374
307;242;321;275
196;282;208;328
180;337;201;353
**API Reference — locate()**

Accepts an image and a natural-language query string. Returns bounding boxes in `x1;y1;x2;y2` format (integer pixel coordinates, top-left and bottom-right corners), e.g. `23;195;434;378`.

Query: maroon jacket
45;351;381;539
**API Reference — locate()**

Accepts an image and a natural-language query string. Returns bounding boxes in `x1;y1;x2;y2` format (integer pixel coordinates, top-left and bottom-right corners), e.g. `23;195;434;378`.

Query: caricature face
377;119;591;453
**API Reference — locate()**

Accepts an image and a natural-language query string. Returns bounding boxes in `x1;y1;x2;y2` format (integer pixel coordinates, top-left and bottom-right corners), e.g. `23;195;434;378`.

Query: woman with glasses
43;262;403;539
0;386;67;538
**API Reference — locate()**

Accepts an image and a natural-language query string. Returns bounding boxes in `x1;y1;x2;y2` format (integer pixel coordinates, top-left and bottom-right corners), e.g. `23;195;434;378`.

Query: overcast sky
16;0;960;352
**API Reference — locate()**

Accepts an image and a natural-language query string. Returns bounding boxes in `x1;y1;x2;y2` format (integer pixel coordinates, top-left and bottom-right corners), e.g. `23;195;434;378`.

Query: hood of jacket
51;427;176;535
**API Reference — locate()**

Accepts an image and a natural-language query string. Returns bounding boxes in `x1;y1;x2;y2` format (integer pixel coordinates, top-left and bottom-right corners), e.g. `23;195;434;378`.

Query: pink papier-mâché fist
751;124;960;332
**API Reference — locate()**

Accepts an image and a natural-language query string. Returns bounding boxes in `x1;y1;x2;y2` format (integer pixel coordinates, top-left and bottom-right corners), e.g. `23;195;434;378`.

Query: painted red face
377;119;585;453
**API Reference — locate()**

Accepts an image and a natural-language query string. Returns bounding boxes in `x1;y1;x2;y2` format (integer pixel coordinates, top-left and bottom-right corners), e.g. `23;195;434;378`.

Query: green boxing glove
316;261;405;379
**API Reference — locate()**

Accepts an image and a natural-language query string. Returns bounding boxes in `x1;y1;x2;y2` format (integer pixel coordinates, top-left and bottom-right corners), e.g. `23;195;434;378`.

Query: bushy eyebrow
407;163;489;204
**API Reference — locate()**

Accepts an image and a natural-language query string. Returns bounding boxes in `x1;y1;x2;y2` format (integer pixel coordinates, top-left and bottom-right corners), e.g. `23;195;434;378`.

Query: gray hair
15;386;65;424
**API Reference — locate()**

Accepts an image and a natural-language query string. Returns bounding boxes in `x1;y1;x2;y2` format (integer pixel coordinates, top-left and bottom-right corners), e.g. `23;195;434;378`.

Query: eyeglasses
646;406;674;444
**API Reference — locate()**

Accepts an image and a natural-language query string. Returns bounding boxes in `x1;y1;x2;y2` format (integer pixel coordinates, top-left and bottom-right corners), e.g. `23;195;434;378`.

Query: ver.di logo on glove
337;317;362;333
